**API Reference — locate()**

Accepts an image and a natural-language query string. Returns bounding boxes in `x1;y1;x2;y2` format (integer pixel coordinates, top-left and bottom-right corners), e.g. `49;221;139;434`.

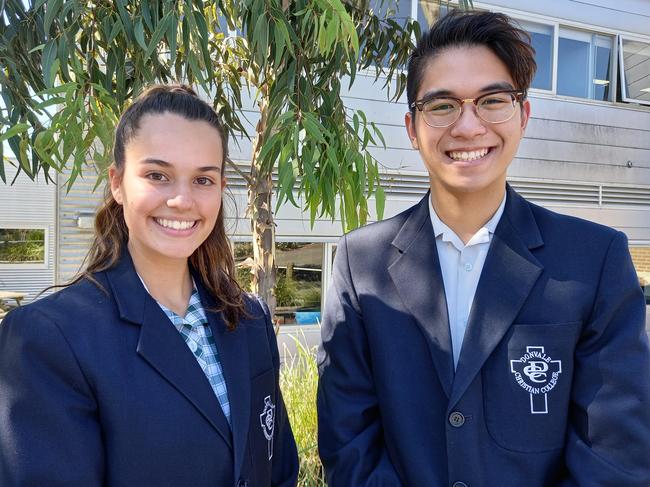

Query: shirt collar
428;191;507;248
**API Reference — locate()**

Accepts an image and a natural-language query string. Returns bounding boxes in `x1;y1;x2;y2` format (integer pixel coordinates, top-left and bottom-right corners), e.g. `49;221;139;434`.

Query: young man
317;11;650;487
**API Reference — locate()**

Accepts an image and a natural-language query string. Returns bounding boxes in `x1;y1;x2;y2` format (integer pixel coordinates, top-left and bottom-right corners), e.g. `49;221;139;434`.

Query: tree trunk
248;95;277;315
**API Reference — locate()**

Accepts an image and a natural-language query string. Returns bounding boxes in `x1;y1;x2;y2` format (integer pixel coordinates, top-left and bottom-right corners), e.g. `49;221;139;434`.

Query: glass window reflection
519;20;554;91
558;28;612;101
620;38;650;105
233;241;324;326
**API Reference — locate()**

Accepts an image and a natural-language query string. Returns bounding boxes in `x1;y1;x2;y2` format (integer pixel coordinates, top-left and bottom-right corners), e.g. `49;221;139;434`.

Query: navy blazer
318;187;650;487
0;252;298;487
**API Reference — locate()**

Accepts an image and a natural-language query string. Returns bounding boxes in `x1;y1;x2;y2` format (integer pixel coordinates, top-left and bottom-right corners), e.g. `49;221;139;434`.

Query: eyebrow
140;158;222;173
418;82;516;101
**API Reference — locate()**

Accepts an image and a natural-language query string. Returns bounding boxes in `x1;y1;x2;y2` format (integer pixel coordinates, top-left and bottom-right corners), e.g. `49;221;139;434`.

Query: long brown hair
71;84;247;329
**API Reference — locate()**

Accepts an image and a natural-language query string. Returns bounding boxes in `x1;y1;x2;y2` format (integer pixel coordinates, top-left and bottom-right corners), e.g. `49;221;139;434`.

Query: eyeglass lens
422;92;518;127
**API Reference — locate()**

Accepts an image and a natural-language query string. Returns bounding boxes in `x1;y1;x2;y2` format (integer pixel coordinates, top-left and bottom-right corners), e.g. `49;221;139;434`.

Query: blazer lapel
196;281;251;482
449;187;544;409
105;253;233;449
388;193;455;397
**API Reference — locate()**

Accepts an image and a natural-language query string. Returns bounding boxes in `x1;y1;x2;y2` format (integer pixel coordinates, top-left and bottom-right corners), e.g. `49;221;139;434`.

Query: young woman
0;85;299;487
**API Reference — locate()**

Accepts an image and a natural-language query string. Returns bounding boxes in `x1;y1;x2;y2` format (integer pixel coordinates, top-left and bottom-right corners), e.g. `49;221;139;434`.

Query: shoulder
239;292;270;324
1;276;115;342
9;277;110;322
341;199;421;250
525;199;621;248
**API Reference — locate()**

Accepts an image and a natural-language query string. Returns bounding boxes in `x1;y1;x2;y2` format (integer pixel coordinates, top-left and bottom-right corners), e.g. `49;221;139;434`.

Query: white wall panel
0;164;56;302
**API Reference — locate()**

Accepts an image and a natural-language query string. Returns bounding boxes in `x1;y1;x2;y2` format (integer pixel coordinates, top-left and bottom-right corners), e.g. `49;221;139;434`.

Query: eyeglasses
409;90;526;128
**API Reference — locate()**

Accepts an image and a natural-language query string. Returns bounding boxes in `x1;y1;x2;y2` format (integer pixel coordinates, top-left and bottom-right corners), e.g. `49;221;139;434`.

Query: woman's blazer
0;252;298;487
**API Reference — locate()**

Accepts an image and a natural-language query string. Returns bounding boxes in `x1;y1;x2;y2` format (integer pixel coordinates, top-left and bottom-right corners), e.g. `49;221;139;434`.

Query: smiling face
109;112;226;269
405;45;530;202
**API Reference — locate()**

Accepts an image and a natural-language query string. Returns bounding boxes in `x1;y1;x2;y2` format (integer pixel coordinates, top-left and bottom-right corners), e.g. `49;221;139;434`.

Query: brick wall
630;247;650;286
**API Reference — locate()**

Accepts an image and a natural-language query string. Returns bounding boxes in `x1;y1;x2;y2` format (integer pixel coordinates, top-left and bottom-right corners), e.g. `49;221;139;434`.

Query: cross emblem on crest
510;346;562;414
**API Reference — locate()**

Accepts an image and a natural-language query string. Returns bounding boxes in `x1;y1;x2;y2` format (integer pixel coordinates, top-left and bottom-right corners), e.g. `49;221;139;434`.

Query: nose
166;185;194;211
449;101;487;138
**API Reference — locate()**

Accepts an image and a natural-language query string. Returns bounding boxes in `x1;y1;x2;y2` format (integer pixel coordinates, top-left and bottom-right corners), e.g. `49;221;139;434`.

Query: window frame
619;35;650;107
230;236;338;326
556;26;616;102
0;225;50;270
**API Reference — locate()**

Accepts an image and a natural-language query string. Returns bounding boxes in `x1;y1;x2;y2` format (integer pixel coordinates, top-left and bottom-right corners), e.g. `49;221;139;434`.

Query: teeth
155;218;196;230
449;148;489;161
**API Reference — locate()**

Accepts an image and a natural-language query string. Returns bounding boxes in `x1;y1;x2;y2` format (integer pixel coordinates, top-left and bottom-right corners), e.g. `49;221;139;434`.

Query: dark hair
73;84;246;329
407;10;536;115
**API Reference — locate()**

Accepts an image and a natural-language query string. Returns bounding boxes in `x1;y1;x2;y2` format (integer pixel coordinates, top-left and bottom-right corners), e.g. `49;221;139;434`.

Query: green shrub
280;338;326;486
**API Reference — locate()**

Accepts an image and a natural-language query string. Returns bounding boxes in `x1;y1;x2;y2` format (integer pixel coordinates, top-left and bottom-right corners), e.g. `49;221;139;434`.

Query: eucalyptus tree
0;0;471;309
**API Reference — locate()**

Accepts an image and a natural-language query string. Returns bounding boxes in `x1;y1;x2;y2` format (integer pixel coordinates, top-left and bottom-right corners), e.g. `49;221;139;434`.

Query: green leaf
275;18;295;56
0;123;30;143
57;34;70;81
375;185;385;220
115;0;134;41
134;19;147;50
17;137;32;178
145;11;173;58
273;19;286;67
254;13;269;67
0;140;5;183
28;44;46;54
325;14;339;53
108;19;123;44
372;122;386;148
41;39;58;87
194;12;212;75
302;114;325;143
43;0;63;33
141;0;153;31
167;13;179;66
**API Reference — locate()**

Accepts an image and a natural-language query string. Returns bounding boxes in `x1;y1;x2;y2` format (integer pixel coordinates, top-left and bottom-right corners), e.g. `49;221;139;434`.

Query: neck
429;183;506;244
127;242;193;316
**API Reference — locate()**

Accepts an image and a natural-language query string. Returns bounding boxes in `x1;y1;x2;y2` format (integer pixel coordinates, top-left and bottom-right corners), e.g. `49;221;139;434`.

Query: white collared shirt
428;192;507;369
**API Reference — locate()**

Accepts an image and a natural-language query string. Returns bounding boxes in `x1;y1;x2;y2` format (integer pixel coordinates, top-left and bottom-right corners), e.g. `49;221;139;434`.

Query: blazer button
452;482;468;487
236;480;248;487
448;411;465;428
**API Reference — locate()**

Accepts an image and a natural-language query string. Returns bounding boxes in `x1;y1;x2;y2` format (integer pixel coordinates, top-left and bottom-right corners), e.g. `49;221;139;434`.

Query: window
558;28;613;101
517;19;637;103
518;20;554;91
619;37;650;106
0;228;46;265
233;241;325;326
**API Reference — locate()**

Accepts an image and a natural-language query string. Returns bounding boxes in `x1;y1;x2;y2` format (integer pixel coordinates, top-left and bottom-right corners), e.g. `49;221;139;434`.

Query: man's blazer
318;186;650;487
0;252;298;487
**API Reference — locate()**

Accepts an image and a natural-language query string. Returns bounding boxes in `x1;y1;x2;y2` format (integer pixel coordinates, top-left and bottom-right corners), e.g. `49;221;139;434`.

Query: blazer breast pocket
248;367;277;482
482;321;582;452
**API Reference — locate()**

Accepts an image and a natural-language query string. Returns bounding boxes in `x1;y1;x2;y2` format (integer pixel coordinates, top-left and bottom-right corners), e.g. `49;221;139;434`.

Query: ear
405;111;419;150
520;99;531;134
221;176;227;191
109;165;124;205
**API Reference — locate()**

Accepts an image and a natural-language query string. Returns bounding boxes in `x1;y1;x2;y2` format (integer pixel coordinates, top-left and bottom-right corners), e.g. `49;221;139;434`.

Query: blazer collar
389;192;455;397
104;252;236;450
388;185;544;403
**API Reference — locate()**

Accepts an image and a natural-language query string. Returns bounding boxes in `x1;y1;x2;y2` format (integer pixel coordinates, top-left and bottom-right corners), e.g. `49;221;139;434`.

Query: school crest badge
259;395;275;460
510;345;562;414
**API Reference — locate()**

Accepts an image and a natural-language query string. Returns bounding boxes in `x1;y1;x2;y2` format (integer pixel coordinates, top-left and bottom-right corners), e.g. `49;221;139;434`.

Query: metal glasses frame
409;89;527;128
